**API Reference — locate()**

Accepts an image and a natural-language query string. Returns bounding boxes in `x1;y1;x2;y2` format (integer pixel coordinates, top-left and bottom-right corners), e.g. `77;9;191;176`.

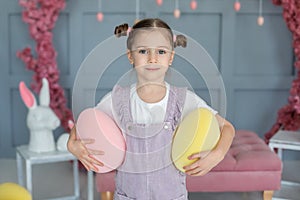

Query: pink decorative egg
234;1;241;12
97;12;104;22
76;108;126;173
257;16;264;26
156;0;163;6
190;0;197;10
174;9;181;19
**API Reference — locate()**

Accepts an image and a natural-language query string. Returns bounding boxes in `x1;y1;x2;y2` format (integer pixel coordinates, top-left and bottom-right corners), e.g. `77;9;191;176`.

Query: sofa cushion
212;130;282;171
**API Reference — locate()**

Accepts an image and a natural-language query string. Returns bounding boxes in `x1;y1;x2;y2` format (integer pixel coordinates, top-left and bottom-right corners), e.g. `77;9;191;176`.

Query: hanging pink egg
234;1;241;12
156;0;163;6
97;12;104;22
190;0;197;10
257;16;264;26
174;9;181;19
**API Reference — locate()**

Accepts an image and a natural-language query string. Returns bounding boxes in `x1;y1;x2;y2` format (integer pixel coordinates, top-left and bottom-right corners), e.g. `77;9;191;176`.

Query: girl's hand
183;150;224;176
183;115;235;176
67;126;105;172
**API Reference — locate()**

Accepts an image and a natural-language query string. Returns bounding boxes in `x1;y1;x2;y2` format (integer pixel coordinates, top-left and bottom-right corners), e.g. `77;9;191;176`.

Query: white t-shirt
96;83;217;125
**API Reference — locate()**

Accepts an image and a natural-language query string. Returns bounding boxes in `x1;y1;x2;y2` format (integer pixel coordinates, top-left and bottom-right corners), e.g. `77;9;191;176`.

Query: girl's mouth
145;67;160;71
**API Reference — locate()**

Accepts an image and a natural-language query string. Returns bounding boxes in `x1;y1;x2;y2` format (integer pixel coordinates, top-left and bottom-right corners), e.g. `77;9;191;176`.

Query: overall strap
165;86;187;131
111;85;132;131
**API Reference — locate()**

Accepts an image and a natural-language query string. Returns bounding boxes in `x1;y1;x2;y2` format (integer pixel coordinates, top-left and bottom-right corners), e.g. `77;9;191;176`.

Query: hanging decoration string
257;0;264;26
174;0;181;18
136;0;140;23
97;0;104;22
98;0;102;12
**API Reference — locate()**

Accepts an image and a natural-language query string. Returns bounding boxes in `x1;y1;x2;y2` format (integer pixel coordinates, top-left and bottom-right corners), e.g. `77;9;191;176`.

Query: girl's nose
148;49;157;63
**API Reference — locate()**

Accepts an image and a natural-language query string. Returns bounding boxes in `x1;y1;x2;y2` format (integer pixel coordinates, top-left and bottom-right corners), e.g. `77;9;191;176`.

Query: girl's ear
127;49;134;64
169;51;175;66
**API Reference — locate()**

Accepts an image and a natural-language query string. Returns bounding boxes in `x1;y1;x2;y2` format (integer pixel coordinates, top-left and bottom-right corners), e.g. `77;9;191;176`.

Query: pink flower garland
265;0;300;143
17;0;73;132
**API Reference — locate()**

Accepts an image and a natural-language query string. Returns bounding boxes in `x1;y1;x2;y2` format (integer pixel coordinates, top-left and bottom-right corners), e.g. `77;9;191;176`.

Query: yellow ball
0;182;32;200
172;108;220;172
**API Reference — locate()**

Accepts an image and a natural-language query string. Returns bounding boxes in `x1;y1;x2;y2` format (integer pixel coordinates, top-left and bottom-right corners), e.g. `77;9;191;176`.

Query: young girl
67;18;235;200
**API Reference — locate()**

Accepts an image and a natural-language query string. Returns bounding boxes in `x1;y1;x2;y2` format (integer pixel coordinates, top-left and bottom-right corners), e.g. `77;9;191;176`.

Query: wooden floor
0;159;300;200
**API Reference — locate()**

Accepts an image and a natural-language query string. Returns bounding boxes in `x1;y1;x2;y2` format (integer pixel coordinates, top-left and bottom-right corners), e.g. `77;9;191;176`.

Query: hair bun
174;34;187;48
114;23;129;37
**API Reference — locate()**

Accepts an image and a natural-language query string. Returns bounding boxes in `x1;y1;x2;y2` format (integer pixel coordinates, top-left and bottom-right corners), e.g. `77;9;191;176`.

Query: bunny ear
19;81;37;109
40;78;50;106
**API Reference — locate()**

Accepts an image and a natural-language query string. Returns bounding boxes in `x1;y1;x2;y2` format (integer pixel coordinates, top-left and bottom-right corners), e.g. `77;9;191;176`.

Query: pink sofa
95;130;282;200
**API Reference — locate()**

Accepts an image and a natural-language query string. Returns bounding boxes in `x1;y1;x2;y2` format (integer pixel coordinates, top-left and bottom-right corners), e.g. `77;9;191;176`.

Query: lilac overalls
112;85;188;200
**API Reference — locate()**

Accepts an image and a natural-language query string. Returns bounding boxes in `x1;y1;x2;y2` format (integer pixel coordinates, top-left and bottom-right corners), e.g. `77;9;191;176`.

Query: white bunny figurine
19;78;60;153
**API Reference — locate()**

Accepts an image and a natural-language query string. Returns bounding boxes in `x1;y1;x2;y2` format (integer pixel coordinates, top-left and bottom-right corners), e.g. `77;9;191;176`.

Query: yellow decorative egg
172;108;220;172
0;182;32;200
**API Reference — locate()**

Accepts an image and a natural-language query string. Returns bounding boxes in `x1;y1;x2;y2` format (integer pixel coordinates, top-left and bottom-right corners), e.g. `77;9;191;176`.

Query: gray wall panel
53;13;70;75
9;13;34;75
234;89;290;138
235;13;293;76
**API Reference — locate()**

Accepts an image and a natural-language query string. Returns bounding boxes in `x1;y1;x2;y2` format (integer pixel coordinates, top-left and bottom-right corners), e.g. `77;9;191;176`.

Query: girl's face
127;29;174;84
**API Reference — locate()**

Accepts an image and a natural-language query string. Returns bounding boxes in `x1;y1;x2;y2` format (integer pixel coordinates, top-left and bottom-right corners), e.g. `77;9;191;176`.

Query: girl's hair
114;18;187;49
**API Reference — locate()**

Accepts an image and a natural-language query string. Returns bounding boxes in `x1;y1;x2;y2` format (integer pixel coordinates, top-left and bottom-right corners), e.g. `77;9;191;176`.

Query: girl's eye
158;49;166;55
138;49;148;54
